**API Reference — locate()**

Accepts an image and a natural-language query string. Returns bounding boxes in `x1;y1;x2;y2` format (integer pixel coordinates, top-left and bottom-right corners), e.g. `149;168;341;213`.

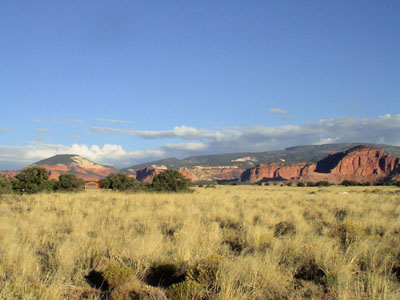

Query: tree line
0;167;193;195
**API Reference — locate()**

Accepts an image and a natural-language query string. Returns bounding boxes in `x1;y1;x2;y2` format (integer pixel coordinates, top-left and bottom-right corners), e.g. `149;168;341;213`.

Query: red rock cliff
241;163;316;183
135;167;165;182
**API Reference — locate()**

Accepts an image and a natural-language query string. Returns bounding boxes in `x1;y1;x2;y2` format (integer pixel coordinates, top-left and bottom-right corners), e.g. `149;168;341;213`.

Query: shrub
101;173;143;191
205;185;216;189
55;174;84;192
297;182;305;187
102;264;134;288
341;180;359;186
42;179;58;192
316;181;331;187
167;279;203;300
167;254;226;299
0;175;12;194
151;170;192;192
13;167;49;194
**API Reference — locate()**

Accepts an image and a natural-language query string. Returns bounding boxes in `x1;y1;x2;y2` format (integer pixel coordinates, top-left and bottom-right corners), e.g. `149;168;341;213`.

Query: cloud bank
1;114;400;170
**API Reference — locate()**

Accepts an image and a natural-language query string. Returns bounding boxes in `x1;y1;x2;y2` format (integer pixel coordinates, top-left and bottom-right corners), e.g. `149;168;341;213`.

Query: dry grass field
1;185;400;300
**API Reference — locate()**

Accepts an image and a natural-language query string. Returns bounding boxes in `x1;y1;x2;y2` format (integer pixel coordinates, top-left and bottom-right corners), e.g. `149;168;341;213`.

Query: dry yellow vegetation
1;185;400;299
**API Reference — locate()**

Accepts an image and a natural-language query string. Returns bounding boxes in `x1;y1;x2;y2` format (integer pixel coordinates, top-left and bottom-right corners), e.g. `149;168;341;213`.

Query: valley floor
1;186;400;299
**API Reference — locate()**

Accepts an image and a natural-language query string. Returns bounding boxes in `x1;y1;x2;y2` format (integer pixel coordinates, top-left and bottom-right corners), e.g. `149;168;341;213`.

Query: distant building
85;181;100;190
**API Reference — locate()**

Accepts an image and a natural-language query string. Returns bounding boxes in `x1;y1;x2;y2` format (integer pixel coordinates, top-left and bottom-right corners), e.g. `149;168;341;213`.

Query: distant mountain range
122;143;400;170
1;143;400;183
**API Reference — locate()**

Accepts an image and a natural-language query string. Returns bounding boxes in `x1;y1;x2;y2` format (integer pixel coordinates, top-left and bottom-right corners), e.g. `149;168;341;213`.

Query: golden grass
1;185;400;299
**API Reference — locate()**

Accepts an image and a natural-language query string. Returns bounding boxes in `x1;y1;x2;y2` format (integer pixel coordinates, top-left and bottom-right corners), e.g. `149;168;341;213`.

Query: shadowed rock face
135;167;165;182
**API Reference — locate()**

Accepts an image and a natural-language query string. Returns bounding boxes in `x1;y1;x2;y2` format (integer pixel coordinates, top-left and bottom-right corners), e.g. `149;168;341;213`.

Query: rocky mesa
241;146;400;184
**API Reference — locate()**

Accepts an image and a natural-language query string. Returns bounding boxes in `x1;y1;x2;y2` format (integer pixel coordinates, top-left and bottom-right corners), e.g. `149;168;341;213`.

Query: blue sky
1;0;399;169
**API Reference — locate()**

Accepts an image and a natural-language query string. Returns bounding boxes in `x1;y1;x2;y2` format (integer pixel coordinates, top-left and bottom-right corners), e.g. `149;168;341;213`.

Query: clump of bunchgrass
328;221;367;249
274;221;296;237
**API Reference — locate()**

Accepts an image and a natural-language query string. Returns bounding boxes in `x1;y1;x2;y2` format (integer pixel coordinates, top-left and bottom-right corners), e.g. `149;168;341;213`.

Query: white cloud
91;114;400;154
64;119;83;124
1;114;400;170
163;142;209;151
35;128;49;132
92;125;228;141
95;118;131;124
269;108;287;114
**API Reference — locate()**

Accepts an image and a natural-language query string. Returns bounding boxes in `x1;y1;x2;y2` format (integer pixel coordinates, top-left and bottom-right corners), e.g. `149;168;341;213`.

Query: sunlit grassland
1;185;400;299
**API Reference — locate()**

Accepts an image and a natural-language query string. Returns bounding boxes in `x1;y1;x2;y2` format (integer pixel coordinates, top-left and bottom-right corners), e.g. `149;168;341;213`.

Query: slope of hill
32;154;117;181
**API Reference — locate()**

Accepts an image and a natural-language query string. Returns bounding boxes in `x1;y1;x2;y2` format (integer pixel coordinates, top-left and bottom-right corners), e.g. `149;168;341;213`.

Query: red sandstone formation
240;163;316;183
317;147;399;176
0;170;19;179
305;147;400;183
135;167;165;182
178;166;244;182
240;147;400;184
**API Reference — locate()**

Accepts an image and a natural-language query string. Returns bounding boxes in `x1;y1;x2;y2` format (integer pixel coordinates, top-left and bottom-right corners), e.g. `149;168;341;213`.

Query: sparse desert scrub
0;186;400;299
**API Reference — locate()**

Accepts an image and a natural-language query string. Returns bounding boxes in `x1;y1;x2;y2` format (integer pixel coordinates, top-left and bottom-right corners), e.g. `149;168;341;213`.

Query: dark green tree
0;175;12;194
101;173;142;191
151;169;192;192
55;174;84;192
13;167;49;194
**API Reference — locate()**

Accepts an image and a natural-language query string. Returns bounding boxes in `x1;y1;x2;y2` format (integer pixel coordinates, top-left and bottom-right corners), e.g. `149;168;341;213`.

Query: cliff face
135;167;165;182
240;163;316;183
240;147;400;184
321;147;399;176
178;166;244;182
